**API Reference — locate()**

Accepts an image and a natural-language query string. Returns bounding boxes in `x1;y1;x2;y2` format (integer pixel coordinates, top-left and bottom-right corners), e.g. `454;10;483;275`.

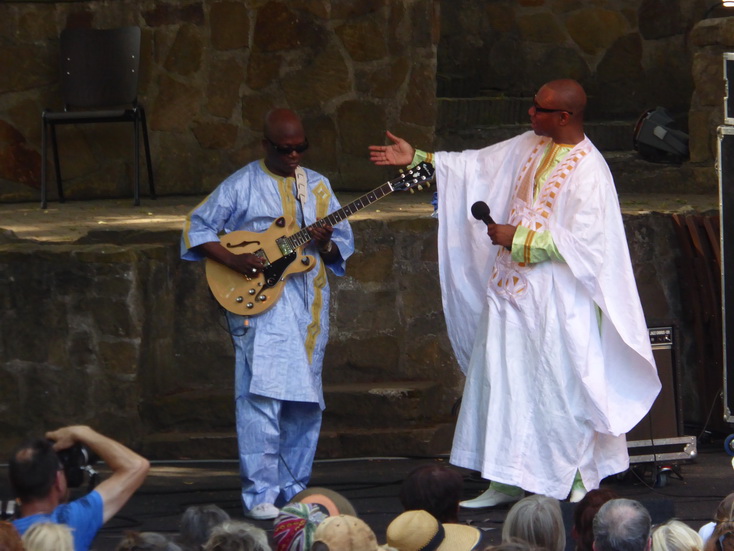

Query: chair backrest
59;26;141;109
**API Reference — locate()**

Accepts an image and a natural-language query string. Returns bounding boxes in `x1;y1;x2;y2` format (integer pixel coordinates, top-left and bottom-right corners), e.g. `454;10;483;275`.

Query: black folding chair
41;26;155;209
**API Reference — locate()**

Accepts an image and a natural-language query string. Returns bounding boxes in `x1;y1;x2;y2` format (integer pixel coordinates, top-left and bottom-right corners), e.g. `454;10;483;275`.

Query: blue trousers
230;322;322;510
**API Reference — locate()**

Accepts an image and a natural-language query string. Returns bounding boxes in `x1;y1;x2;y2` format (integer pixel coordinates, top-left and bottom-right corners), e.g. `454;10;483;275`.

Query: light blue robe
181;160;354;508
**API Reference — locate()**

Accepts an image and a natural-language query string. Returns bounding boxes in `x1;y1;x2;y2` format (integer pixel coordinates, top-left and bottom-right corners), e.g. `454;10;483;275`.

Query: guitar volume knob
258;295;267;302
246;303;254;309
248;289;256;295
236;296;244;303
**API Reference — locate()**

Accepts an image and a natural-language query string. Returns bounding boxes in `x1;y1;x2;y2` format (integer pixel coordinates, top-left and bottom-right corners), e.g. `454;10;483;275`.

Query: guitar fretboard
289;182;394;248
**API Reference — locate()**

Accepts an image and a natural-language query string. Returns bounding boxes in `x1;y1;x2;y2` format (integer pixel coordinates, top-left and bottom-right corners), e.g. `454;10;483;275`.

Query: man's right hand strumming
368;131;415;166
195;242;264;277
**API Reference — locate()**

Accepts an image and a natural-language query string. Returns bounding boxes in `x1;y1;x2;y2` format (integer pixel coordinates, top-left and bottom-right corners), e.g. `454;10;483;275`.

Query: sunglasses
532;100;573;115
265;136;310;155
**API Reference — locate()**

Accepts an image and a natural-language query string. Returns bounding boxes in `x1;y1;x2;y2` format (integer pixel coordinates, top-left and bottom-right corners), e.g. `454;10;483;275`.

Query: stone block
335;288;400;334
0;120;41;188
246;52;282;91
0;45;55;94
99;340;140;376
145;390;235;431
210;2;250;51
151;74;201;132
193;122;238;150
331;0;386;20
566;8;629;55
486;4;517;33
592;34;644;117
164;24;203;76
517;13;566;44
337;100;387;156
303;115;338;174
357;58;410;98
400;61;438;127
142;3;205;27
691;50;726;108
336;18;387;62
253;2;326;52
282;45;351;110
241;95;277;131
346;245;394;284
323;336;401;384
638;0;684;40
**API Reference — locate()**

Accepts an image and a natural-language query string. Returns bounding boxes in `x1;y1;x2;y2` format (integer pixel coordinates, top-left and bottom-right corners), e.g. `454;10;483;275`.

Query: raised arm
368;131;416;166
47;426;150;523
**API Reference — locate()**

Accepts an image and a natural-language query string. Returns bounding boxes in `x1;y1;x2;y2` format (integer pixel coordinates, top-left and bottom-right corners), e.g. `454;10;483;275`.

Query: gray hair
502;495;566;551
179;505;230;549
204;521;271;551
593;499;651;551
115;532;183;551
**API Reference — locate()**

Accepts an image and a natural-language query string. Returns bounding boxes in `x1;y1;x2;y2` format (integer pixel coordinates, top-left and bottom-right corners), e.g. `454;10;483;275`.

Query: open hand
368;131;415;166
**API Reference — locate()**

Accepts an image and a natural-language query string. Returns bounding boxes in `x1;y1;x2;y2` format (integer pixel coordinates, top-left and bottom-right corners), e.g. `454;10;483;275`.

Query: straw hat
386;510;481;551
312;515;384;551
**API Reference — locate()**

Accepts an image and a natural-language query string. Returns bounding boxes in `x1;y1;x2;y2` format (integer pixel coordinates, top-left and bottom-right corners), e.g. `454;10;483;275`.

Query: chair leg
49;123;64;203
41;115;47;209
133;116;140;206
140;106;156;199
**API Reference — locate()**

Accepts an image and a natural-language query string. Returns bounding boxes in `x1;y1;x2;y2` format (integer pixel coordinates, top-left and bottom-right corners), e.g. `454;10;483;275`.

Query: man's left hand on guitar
309;224;333;249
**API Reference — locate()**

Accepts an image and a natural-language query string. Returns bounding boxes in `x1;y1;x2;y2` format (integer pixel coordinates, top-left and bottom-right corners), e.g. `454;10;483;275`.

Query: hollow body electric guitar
206;162;435;316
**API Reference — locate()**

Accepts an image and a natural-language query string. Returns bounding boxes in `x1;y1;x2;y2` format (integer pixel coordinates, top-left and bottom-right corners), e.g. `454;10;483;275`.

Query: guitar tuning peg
409;188;415;194
417;185;423;191
425;182;431;188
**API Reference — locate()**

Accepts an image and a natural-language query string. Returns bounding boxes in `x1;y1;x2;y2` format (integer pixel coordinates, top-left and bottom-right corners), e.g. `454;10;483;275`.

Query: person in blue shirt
9;425;150;551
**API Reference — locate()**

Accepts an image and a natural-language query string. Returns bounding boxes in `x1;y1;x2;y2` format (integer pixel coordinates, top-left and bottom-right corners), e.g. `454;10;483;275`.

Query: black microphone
471;201;496;225
472;200;511;251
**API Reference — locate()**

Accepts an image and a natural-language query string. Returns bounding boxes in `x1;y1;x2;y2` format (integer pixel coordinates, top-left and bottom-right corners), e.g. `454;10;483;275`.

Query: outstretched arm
368;131;416;166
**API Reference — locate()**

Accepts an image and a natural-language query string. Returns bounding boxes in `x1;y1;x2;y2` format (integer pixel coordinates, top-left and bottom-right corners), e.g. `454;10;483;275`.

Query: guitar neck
289;182;395;247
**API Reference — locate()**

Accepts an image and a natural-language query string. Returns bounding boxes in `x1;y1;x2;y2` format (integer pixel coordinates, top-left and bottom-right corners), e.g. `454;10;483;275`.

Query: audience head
273;502;327;551
712;494;734;524
593;499;651;551
21;522;74;551
572;488;620;551
705;520;734;551
486;538;543;551
8;438;63;503
0;521;23;551
502;495;565;551
116;532;182;551
386;509;481;551
652;520;702;551
179;504;230;550
399;463;463;523
204;521;271;551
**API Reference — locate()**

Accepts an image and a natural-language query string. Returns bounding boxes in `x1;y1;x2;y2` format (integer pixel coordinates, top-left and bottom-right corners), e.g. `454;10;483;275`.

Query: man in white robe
369;80;660;505
181;109;354;520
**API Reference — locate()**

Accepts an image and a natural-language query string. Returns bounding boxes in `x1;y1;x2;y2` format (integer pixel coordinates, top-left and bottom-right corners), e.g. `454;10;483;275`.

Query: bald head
263;108;304;142
540;79;587;118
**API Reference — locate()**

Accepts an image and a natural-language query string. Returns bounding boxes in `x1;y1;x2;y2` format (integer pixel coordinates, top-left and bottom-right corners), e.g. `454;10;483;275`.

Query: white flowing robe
436;131;661;499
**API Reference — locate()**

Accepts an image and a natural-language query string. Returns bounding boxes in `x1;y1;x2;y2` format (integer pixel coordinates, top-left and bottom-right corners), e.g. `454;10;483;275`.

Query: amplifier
725;53;734;124
627;326;681;441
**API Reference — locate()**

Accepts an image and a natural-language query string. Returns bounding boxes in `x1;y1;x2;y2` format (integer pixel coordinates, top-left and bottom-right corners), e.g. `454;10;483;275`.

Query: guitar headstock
389;162;435;193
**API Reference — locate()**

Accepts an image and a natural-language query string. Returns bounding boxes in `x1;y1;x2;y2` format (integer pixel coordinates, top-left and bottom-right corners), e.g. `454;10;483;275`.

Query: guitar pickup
254;249;271;267
276;237;295;257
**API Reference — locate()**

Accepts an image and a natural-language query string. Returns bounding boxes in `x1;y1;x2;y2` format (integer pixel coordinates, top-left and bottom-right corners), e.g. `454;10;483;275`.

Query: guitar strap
294;167;308;227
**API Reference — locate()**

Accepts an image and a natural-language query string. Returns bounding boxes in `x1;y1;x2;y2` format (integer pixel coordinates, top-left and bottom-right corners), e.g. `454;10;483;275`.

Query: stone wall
0;0;438;202
0;211;699;459
437;0;706;119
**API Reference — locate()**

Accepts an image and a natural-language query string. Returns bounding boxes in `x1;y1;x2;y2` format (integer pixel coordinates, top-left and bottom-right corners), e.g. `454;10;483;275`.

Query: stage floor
1;442;729;550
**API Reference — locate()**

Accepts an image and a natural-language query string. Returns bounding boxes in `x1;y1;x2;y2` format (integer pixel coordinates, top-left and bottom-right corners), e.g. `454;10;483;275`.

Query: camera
56;443;98;489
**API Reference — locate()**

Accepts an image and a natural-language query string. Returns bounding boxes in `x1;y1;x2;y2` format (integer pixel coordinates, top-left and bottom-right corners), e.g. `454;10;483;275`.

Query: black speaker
627;326;681;441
